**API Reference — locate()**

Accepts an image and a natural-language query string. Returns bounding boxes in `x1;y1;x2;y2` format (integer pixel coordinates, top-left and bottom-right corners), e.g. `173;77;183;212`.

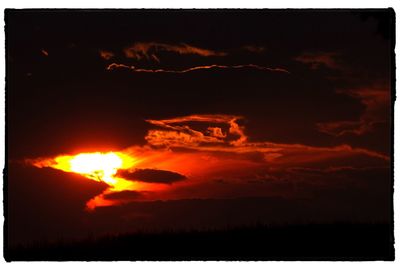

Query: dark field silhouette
6;222;394;261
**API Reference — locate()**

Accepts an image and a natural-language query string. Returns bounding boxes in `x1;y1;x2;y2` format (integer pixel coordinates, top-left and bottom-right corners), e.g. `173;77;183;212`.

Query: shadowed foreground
6;223;394;261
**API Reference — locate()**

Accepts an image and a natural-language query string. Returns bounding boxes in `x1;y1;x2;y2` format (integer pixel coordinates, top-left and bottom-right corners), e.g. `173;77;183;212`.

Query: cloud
286;166;391;195
317;86;390;136
103;42;287;75
143;114;388;162
123;42;227;62
41;49;49;56
288;165;384;175
103;190;144;200
107;63;290;74
294;52;341;70
144;130;224;148
105;42;287;75
207;127;227;138
28;113;390;209
317;120;368;136
99;50;115;60
241;45;266;53
145;114;247;147
122;42;267;62
8;162;109;245
27;157;57;168
295;51;390;137
117;169;187;184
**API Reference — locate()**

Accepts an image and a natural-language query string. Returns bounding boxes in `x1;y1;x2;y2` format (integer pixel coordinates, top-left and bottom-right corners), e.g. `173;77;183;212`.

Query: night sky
6;9;394;246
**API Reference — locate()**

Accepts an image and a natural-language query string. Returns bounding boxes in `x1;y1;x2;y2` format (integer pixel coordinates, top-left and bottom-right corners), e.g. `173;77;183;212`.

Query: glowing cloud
123;42;227;62
29;114;389;210
104;42;287;75
145;114;247;147
144;114;389;161
99;50;115;60
107;63;290;74
31;152;136;183
30;152;170;210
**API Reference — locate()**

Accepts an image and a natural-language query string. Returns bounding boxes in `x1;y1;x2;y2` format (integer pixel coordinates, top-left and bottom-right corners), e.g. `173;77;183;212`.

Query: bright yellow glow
51;152;137;185
31;150;169;210
69;152;122;183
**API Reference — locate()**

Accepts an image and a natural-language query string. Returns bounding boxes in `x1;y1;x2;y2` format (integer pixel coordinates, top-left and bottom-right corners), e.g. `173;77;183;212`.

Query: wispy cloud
117;169;187;184
124;42;227;62
99;50;115;60
104;42;268;63
107;63;290;74
143;114;389;162
241;45;266;53
41;49;49;56
145;114;247;147
294;52;341;70
317;86;390;136
100;42;279;75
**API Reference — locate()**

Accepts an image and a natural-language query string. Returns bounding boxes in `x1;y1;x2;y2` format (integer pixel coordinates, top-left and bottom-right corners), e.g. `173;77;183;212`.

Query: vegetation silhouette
6;222;394;261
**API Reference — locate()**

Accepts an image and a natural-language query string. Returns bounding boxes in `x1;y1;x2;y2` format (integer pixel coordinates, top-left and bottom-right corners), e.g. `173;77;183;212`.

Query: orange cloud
145;114;247;147
145;130;224;147
107;63;132;70
99;50;115;60
123;42;227;62
28;114;389;208
143;114;389;162
294;52;340;70
107;63;290;74
207;127;227;138
317;86;390;136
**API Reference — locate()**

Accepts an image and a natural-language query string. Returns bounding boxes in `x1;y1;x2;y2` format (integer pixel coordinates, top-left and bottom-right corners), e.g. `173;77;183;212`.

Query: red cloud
145;114;247;147
317;86;390;136
207;127;227;138
143;114;389;164
124;42;227;62
294;52;341;70
41;49;49;56
242;45;266;53
99;50;115;60
28;113;390;208
107;63;290;74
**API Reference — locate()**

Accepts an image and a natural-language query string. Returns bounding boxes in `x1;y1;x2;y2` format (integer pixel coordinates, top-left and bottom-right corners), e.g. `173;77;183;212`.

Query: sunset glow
70;152;122;183
29;151;171;209
52;152;136;185
7;10;393;259
29;112;390;210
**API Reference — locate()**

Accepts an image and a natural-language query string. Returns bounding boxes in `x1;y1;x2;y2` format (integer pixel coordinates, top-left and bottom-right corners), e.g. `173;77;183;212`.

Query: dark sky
6;9;394;246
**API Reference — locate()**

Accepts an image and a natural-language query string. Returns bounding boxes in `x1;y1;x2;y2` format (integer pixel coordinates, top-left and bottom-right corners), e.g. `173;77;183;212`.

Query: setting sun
69;152;122;184
6;9;393;260
30;150;170;209
51;152;136;185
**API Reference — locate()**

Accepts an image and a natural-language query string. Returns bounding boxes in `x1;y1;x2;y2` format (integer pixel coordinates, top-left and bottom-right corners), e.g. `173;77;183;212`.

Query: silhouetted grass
5;222;394;261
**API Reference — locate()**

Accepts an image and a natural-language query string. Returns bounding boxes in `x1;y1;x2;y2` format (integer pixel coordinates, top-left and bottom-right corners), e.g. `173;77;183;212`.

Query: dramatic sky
6;10;393;245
